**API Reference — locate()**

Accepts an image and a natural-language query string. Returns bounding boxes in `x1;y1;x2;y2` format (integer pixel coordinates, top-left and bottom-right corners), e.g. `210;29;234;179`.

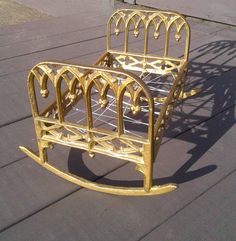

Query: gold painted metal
20;9;199;196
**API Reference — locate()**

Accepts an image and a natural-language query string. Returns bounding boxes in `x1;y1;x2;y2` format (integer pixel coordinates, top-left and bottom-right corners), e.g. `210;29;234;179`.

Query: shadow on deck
65;40;236;188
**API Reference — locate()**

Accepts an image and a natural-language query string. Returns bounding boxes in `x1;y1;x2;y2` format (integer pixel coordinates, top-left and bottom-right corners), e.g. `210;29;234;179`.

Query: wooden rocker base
19;146;178;196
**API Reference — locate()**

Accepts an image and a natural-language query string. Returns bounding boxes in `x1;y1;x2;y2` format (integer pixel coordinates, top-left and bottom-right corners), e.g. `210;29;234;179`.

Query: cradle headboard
107;9;190;67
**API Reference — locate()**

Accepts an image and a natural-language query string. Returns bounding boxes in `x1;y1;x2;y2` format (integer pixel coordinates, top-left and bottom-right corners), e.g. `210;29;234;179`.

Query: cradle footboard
19;61;177;195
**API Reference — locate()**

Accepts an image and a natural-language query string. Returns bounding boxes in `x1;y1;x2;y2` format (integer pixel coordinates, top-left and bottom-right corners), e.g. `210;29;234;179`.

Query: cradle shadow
68;40;236;188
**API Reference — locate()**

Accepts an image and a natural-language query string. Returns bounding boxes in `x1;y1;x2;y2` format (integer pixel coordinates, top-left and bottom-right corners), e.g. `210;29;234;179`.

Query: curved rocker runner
20;9;199;196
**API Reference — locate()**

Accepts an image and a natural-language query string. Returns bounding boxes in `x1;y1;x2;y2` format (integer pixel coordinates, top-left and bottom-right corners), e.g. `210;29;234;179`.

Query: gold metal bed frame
20;9;199;196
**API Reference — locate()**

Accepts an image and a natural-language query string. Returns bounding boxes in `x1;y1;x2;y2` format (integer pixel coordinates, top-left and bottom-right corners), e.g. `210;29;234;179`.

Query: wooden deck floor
0;2;236;240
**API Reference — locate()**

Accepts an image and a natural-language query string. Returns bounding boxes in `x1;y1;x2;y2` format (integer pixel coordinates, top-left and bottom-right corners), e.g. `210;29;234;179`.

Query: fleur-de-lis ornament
133;28;139;37
40;89;49;98
131;104;141;115
115;28;120;36
68;93;77;103
154;31;160;39
99;98;108;108
175;33;181;41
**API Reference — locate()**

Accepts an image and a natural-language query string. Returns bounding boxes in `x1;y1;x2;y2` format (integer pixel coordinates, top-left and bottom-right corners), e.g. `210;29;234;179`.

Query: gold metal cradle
20;9;199;196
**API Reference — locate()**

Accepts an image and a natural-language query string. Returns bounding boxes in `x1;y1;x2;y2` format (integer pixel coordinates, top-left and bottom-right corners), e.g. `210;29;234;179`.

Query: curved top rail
107;9;190;61
27;61;154;100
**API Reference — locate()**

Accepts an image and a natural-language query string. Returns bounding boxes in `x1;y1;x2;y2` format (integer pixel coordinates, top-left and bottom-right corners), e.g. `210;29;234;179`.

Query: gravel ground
0;0;48;26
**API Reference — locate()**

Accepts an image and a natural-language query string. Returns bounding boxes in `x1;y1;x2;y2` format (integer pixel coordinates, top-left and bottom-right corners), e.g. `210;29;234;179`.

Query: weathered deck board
0;118;35;167
0;25;107;61
0;157;77;231
141;171;236;241
0;105;235;240
137;0;236;26
0;143;126;231
0;3;236;240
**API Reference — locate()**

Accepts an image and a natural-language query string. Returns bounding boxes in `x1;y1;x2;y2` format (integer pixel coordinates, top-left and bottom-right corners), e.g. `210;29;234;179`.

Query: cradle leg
38;141;48;163
179;69;201;100
144;164;153;192
143;144;153;192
